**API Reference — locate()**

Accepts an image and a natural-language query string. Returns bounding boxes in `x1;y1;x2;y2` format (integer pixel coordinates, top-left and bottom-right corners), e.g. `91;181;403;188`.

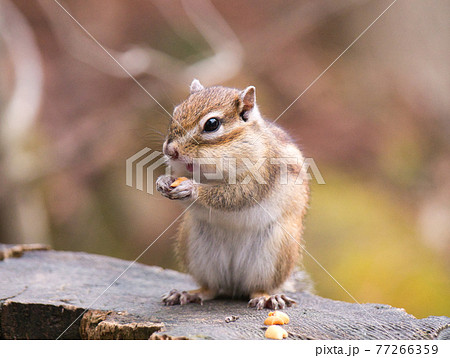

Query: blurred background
0;0;448;318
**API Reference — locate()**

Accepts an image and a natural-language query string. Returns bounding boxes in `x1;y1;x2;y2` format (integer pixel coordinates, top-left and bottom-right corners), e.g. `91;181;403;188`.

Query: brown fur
161;82;310;304
272;213;303;289
170;87;241;134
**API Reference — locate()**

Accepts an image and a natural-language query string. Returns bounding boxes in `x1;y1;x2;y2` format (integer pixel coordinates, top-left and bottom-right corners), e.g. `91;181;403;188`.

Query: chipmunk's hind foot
162;287;216;306
248;293;296;310
162;289;203;306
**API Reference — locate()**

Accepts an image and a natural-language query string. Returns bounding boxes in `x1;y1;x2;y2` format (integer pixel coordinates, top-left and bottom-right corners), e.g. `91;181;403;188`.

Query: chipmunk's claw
162;289;203;306
156;175;174;196
156;175;194;200
248;294;296;310
167;179;194;200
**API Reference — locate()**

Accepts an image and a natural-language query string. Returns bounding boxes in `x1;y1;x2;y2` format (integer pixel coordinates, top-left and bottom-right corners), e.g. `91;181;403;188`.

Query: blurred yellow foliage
305;169;450;318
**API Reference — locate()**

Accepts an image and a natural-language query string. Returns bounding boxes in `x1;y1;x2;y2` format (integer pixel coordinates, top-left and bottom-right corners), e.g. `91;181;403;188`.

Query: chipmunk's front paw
168;179;195;200
156;175;175;196
248;294;296;310
156;175;195;200
162;289;203;306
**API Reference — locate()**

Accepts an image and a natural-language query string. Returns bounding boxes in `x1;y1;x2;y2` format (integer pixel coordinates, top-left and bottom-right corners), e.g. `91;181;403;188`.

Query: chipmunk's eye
203;117;220;132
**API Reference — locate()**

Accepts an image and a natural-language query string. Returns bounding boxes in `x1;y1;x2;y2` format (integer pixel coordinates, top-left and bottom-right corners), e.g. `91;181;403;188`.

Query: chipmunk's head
163;79;265;178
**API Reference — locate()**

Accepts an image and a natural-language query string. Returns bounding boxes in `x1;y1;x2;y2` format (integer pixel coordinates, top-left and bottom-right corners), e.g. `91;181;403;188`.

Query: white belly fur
186;198;284;297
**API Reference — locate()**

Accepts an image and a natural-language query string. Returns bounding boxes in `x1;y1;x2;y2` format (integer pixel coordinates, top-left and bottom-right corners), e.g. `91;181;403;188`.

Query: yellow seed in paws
265;325;288;340
268;311;290;324
264;315;285;325
170;177;188;187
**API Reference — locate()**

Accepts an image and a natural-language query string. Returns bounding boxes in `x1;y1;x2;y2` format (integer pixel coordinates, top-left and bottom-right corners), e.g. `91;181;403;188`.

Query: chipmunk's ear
190;79;204;94
239;86;256;121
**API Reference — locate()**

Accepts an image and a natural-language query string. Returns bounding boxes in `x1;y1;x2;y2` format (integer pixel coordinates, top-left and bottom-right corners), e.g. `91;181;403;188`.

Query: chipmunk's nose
163;140;179;160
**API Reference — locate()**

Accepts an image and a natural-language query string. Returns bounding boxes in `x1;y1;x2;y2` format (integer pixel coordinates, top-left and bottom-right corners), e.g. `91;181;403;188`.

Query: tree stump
0;244;448;340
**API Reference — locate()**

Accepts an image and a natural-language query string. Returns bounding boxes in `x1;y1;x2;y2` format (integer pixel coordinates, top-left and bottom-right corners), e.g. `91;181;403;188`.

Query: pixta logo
126;148;169;194
126;148;325;194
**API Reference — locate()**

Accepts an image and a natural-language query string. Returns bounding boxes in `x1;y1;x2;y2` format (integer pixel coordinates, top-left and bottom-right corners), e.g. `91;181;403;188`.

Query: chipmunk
156;79;309;309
